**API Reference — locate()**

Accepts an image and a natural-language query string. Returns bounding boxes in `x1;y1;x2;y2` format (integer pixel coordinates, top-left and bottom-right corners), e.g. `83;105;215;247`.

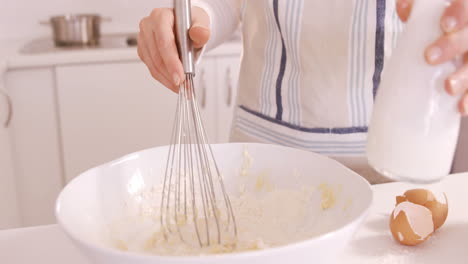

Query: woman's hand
137;7;210;92
397;0;468;116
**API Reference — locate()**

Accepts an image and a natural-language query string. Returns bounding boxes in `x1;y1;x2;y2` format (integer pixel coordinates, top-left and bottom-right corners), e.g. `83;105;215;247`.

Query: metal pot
41;14;109;46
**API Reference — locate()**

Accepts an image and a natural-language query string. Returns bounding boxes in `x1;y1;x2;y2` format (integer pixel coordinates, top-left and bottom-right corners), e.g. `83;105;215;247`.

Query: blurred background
0;0;167;40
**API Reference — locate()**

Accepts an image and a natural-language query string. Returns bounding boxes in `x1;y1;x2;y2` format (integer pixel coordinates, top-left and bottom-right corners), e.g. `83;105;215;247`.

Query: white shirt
194;0;404;182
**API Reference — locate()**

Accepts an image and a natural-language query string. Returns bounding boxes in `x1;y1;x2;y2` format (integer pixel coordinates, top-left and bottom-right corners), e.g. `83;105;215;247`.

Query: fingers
396;0;414;22
189;26;210;49
427;0;468;64
425;26;468;64
397;0;468;114
445;51;468;115
445;60;468;95
137;7;210;91
152;67;180;93
189;7;211;49
151;8;185;86
139;19;171;82
137;8;184;91
441;0;468;33
459;91;468;115
137;31;179;92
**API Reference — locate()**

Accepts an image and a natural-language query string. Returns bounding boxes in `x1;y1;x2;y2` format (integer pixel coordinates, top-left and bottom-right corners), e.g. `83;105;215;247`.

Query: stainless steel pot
41;14;109;46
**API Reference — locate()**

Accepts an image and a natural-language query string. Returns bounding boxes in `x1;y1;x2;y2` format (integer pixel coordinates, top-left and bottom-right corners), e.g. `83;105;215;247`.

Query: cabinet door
193;59;217;143
215;56;241;143
56;61;217;182
6;68;63;227
0;87;20;229
56;62;178;181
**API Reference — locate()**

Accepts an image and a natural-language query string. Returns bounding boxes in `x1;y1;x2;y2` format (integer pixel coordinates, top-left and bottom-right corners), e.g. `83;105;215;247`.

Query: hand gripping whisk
159;0;237;247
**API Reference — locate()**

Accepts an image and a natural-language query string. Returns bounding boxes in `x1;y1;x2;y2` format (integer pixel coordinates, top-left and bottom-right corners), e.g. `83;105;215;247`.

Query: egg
389;201;434;246
395;189;448;230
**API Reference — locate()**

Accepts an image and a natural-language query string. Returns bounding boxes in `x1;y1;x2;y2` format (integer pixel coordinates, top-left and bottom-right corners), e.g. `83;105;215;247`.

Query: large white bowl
56;143;372;264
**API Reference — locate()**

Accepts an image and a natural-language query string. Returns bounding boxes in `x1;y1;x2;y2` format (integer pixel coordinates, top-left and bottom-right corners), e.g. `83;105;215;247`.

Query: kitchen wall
0;0;171;41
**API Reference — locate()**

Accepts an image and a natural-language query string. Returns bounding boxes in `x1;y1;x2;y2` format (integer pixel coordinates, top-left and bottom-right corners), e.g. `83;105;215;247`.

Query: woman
137;0;468;183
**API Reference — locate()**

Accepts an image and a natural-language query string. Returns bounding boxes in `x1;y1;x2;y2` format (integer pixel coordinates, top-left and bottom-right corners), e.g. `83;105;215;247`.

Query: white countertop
337;173;468;264
1;173;467;264
0;35;242;70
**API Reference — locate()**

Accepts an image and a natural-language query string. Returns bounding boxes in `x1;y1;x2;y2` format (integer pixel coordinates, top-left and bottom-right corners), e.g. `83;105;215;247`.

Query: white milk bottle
366;0;461;183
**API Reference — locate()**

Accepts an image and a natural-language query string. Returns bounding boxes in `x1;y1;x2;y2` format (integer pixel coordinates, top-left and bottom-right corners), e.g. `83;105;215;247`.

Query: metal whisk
159;0;237;247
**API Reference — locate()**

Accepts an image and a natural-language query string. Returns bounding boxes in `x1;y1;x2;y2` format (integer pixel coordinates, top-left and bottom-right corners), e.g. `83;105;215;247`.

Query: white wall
0;0;171;41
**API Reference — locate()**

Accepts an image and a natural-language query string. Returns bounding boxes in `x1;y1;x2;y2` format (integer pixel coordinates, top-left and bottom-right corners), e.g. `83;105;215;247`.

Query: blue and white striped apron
231;0;404;182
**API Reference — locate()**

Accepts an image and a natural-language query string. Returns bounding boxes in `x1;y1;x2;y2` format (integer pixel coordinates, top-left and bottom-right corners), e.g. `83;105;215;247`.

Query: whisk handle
174;0;195;74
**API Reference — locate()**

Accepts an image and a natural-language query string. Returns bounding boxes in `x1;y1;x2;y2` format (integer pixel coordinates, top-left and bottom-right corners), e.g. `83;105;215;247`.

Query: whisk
159;0;237;248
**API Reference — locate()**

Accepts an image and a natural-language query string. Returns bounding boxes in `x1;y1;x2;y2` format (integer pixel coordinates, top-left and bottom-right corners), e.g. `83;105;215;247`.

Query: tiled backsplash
0;0;171;41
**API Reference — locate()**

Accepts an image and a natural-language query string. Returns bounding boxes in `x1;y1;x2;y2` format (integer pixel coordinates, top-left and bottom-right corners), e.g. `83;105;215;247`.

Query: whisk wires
160;74;237;248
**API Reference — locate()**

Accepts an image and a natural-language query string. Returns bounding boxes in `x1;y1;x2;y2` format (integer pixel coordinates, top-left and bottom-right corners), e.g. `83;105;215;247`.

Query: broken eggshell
390;201;434;246
395;189;448;230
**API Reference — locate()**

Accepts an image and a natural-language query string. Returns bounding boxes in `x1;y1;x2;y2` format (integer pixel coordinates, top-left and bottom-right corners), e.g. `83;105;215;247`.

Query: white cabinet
56;62;178;182
193;59;217;142
5;68;63;227
55;60;224;182
0;127;19;230
0;84;20;229
215;56;241;143
55;55;240;182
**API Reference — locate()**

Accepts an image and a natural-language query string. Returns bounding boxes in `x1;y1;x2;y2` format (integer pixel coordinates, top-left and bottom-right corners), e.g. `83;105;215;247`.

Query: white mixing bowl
56;143;372;264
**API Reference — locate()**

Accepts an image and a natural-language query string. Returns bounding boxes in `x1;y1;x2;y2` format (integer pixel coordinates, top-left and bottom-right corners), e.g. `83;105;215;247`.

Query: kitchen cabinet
215;56;241;143
5;68;64;227
55;56;240;183
0;79;20;230
0;126;19;230
55;62;178;182
193;59;217;142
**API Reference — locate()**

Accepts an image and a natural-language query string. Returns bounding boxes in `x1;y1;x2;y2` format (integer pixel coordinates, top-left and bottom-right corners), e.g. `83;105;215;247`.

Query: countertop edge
2;40;242;70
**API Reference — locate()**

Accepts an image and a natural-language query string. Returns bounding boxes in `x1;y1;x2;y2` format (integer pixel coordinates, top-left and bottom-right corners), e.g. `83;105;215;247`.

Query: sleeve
192;0;243;51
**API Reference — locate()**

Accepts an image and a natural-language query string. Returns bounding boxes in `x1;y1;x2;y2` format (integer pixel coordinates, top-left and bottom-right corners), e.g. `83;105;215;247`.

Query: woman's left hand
397;0;468;116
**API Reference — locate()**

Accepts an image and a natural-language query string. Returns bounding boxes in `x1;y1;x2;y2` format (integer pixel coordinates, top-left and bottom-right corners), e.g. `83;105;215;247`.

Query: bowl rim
55;142;373;260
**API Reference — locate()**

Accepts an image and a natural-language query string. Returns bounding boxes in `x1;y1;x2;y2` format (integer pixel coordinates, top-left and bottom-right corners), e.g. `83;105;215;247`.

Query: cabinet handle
199;69;207;109
225;67;232;107
0;89;12;128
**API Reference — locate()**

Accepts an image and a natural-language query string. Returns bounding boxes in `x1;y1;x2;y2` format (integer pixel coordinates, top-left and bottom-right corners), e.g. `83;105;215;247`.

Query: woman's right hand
138;7;211;92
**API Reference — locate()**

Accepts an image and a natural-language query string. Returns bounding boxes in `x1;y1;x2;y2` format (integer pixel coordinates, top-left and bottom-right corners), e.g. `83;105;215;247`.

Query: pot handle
39;20;50;25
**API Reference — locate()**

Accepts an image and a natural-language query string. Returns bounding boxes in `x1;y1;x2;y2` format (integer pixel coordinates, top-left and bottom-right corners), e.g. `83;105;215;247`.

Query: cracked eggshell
399;189;448;230
395;195;407;205
425;193;448;230
390;201;434;246
403;189;435;205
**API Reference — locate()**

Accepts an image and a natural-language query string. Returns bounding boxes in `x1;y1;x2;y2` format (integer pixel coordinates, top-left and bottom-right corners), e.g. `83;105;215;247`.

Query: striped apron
231;0;404;183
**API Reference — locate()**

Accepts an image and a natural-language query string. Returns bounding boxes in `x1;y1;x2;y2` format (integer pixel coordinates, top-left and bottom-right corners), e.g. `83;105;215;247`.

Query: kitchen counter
0;34;242;70
337;172;468;264
1;173;467;264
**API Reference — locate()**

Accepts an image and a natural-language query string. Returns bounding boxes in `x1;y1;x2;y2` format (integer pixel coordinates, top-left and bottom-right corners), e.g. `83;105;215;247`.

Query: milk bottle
366;0;461;183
